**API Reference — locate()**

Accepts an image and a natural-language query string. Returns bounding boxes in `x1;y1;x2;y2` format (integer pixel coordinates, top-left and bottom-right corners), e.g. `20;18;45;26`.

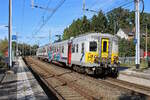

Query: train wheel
72;65;77;72
112;70;119;78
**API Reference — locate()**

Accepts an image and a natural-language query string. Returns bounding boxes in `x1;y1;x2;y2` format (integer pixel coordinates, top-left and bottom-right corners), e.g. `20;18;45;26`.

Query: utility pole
135;0;140;69
83;0;85;16
8;0;12;68
31;0;34;8
145;24;148;59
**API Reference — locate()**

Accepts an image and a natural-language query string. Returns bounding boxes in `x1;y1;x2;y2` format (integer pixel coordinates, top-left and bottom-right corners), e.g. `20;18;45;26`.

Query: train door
101;38;109;58
67;43;72;65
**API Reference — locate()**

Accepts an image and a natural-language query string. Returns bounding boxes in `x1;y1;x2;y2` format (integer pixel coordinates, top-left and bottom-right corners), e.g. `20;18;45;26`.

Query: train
36;33;119;77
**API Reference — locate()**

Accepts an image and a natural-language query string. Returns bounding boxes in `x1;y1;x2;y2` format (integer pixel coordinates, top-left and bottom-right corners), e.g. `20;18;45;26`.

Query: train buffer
0;57;49;100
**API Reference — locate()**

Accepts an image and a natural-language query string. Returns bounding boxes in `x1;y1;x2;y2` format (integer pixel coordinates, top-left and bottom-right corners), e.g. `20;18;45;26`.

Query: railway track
25;57;98;100
24;57;150;100
105;78;150;96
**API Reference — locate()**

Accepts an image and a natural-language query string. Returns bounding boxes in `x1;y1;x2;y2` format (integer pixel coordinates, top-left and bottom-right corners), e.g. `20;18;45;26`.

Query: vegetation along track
25;57;150;100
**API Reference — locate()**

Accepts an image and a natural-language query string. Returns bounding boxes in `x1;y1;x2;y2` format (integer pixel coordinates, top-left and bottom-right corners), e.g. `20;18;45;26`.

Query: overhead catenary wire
31;0;52;37
105;0;134;14
32;0;66;37
26;0;52;45
89;0;130;12
28;0;65;46
85;0;134;14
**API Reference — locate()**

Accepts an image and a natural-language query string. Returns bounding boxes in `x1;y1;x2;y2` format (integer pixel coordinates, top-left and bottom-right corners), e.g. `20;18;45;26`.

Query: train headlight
92;67;95;70
112;67;115;70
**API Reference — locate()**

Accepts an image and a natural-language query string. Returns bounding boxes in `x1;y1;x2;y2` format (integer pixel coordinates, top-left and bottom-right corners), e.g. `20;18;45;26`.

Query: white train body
37;33;119;76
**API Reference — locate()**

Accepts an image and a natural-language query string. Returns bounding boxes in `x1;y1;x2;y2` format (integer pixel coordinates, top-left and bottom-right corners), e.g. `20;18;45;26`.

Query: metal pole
83;0;85;15
31;0;34;8
145;24;148;58
135;0;140;69
8;0;12;68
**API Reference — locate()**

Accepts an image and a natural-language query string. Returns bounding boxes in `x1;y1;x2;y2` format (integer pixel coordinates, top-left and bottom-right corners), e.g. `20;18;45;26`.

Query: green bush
0;56;6;68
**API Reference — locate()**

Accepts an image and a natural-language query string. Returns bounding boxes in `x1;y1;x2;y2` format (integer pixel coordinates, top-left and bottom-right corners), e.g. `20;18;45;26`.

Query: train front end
87;34;119;77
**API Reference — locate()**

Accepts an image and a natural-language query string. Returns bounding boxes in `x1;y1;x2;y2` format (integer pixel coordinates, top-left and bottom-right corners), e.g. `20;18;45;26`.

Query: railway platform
0;57;48;100
118;67;150;87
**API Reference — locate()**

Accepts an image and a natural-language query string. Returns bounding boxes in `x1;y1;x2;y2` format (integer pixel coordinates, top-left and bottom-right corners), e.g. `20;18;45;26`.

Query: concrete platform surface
0;57;49;100
118;68;150;87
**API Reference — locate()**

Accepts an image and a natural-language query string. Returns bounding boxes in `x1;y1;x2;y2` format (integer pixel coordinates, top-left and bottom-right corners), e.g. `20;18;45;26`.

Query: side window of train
72;44;75;53
81;43;84;53
76;44;78;53
89;41;97;52
103;41;107;52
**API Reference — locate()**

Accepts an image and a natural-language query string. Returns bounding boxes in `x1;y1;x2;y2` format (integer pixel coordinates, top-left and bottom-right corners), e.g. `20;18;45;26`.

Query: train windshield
89;41;97;52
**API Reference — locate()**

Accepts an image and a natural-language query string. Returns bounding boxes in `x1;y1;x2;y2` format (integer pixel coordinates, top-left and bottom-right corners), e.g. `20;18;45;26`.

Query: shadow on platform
0;79;17;100
118;66;129;71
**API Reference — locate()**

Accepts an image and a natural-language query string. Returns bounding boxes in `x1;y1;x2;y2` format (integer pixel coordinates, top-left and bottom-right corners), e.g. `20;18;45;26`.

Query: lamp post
8;0;12;68
135;0;140;69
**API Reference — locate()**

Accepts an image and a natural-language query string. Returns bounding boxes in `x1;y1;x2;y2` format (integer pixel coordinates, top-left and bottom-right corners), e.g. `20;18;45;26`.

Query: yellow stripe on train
111;52;119;64
85;52;98;63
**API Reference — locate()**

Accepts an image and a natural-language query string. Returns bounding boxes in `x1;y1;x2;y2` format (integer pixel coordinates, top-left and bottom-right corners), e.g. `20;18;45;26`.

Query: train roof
75;32;115;38
38;33;117;49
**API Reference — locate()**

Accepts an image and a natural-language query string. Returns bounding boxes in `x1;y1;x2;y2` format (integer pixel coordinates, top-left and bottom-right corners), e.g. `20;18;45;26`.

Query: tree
61;7;150;55
81;15;91;33
107;8;131;34
91;11;107;32
0;38;8;56
118;38;135;57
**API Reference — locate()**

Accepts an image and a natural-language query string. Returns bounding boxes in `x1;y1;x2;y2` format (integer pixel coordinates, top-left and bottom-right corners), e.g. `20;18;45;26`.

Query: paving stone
0;57;49;100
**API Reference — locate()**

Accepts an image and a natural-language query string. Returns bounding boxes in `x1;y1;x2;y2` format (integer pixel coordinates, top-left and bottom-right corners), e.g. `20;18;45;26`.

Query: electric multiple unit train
36;33;119;77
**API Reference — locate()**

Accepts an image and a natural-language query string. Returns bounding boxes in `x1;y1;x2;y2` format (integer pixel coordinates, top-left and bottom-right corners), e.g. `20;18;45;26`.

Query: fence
119;57;135;65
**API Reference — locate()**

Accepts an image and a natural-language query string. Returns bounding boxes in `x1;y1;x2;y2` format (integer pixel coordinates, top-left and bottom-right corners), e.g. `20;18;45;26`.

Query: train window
89;41;97;52
76;44;78;53
81;43;84;53
103;41;107;52
62;46;64;53
72;44;75;53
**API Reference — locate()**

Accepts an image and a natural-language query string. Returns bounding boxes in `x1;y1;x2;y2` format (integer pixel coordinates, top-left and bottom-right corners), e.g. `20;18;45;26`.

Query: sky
0;0;150;46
